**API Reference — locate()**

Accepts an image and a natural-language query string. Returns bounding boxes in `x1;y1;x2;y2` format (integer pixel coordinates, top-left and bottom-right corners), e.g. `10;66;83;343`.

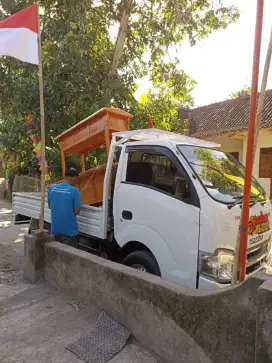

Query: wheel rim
131;264;148;272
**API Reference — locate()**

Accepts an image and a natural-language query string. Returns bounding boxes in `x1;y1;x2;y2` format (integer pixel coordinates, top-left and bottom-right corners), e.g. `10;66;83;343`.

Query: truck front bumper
198;264;267;290
198;275;231;289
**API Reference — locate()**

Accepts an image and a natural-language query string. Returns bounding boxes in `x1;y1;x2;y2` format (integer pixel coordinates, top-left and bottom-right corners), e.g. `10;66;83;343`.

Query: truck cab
109;130;271;289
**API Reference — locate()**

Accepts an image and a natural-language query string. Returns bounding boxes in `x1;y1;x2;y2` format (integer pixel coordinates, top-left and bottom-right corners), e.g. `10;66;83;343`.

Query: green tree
108;0;239;78
0;0;239;179
131;60;195;132
229;86;251;99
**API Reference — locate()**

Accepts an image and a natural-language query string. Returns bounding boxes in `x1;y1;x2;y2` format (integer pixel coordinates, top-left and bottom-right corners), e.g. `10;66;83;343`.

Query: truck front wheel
123;250;161;276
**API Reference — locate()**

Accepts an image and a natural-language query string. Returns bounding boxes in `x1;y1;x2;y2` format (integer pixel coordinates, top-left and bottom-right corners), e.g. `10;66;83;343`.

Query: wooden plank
59;118;107;154
55;108;133;205
81;154;85;173
105;128;111;155
55;107;133;141
61;151;66;177
108;116;129;131
57;110;132;154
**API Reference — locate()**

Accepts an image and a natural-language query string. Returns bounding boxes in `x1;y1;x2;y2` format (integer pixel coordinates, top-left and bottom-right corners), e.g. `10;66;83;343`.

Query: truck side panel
13;192;104;239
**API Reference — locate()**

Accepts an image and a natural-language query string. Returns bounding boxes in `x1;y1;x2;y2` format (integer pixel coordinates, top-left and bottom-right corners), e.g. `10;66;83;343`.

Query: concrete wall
255;278;272;363
44;242;267;363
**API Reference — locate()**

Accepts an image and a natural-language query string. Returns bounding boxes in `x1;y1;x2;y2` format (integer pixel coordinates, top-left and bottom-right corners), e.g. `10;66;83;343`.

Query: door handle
122;210;133;220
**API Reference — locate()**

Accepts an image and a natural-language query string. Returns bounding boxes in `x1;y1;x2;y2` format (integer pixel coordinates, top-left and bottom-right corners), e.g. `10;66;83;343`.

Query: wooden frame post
80;154;85;173
105;129;111;156
61;151;66;177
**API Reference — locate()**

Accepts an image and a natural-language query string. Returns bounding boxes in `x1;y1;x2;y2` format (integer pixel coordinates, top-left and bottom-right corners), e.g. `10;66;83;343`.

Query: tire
123;250;161;276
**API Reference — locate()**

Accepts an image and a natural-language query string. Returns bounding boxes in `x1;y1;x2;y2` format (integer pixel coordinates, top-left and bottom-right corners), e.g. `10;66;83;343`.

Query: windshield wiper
250;193;263;206
227;196;243;210
228;193;264;210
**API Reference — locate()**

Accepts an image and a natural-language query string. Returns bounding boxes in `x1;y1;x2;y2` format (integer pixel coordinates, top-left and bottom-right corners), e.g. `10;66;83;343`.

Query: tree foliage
131;60;195;132
229;86;251;99
0;0;239;179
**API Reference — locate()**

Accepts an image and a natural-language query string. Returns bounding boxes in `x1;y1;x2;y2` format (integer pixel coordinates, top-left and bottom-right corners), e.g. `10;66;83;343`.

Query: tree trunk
15;153;21;166
109;0;134;76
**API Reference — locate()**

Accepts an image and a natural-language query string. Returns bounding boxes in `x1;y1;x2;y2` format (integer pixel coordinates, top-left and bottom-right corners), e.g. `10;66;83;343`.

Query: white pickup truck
13;129;272;289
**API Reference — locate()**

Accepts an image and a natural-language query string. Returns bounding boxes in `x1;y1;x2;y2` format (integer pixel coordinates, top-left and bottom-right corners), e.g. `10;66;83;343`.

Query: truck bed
12;192;104;239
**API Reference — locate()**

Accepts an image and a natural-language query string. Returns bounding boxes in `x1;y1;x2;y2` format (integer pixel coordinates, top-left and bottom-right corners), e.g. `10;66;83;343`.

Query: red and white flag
0;4;38;65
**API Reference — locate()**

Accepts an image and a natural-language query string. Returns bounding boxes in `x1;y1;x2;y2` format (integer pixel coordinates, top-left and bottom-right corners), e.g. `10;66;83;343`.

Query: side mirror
174;177;189;198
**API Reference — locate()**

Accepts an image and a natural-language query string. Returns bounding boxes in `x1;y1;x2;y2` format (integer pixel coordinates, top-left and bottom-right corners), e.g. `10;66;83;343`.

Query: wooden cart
56;107;133;205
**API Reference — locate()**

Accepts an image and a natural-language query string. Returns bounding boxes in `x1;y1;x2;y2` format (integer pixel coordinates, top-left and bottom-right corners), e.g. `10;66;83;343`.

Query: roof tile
182;89;272;137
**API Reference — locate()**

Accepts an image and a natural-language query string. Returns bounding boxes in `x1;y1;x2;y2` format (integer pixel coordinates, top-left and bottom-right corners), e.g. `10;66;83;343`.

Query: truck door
114;145;200;288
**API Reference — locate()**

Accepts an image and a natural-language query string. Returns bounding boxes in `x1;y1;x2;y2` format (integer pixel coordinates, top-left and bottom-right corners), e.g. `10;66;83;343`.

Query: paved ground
0;196;162;363
0;196;13;229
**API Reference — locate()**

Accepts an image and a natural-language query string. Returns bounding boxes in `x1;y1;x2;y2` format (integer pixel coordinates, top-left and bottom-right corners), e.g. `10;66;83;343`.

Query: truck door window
126;151;189;198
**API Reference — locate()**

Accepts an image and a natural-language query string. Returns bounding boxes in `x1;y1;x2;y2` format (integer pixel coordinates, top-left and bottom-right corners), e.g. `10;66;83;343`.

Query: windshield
178;146;266;204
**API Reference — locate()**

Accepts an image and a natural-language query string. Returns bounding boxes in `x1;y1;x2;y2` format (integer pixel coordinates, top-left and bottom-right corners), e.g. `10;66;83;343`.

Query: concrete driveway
0;198;163;363
0;197;13;229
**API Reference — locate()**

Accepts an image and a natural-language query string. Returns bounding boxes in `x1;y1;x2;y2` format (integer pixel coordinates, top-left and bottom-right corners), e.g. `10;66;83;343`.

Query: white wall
204;135;244;161
242;129;272;197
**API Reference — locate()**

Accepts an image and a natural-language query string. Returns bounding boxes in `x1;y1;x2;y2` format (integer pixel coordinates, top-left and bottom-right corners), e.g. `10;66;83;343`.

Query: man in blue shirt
48;168;82;248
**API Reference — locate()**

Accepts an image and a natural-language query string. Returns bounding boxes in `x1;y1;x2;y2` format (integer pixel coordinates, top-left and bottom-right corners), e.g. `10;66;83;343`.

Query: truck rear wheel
123;250;161;276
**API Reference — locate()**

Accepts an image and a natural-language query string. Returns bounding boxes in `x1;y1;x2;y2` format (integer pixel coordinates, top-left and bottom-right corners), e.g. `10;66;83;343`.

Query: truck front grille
246;238;270;275
246;258;266;275
236;239;270;280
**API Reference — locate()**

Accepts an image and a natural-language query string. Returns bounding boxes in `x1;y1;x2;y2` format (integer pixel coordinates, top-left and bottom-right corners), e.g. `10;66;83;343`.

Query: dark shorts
54;235;78;248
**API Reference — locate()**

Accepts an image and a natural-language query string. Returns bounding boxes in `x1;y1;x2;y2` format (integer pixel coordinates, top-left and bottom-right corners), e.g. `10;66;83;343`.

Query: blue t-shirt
48;183;82;237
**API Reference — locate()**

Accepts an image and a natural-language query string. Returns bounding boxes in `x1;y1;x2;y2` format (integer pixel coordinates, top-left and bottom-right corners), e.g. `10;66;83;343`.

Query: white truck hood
199;197;272;253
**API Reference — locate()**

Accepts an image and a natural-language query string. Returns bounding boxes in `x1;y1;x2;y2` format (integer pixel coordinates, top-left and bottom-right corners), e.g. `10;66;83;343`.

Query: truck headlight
199;249;234;283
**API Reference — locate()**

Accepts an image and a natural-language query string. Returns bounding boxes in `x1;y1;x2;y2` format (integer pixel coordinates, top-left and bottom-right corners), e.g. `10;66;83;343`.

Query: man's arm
74;189;82;215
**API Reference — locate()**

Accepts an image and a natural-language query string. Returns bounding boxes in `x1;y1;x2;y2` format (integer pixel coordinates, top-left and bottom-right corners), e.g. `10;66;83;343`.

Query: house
179;89;272;198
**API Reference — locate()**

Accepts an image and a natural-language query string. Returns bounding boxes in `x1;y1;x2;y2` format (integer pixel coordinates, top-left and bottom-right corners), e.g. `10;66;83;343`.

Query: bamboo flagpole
37;3;46;230
0;4;46;230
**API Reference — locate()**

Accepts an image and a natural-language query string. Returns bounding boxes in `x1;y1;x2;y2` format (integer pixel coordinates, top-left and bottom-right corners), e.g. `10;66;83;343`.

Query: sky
136;0;272;107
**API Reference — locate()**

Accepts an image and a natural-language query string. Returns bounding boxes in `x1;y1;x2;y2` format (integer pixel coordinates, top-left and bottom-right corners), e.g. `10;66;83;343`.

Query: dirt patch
0;241;24;285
